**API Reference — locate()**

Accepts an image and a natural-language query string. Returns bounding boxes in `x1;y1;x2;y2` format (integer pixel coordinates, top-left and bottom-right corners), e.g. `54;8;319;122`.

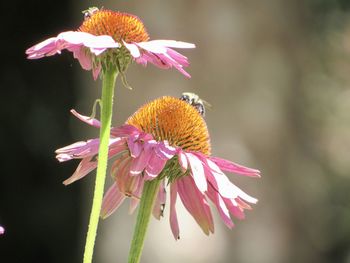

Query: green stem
128;180;161;263
83;67;118;263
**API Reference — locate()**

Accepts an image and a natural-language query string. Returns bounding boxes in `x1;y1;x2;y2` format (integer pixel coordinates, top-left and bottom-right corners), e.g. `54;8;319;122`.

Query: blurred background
1;0;350;262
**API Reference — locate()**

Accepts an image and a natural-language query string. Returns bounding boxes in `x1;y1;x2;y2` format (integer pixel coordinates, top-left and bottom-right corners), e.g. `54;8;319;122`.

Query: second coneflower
26;7;195;79
56;96;260;239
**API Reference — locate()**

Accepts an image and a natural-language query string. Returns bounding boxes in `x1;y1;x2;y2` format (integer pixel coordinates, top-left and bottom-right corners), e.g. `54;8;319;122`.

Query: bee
180;92;211;117
83;7;100;20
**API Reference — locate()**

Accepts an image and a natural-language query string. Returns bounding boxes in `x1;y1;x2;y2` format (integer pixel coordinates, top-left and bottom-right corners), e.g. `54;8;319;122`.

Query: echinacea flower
56;96;260;238
26;7;195;80
0;226;4;235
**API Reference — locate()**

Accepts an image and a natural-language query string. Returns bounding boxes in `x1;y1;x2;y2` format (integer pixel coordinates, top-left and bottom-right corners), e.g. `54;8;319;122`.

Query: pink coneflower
26;7;195;79
56;96;260;239
0;226;4;235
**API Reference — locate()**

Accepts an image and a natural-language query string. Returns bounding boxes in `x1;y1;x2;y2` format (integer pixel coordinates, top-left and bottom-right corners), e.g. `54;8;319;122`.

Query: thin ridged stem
83;67;118;263
128;180;161;263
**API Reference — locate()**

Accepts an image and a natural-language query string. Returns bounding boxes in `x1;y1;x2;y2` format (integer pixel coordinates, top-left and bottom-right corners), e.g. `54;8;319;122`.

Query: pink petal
136;52;170;69
223;198;245;220
210;156;261;177
63;156;97;185
73;47;92;70
144;143;174;179
186;153;207;193
123;41;141;58
157;141;177;159
134;40;193;78
170;183;180;240
26;37;59;59
136;40;195;53
144;151;167;179
153;180;166;220
207;185;234;228
55;139;100;161
206;159;258;203
71;109;101;128
92;64;102;80
178;151;188;172
177;176;214;235
0;226;4;235
115;158;144;198
156;52;191;78
130;140;155;175
145;40;195;49
111;155;130;178
128;177;145;214
111;124;140;137
108;139;128;157
236;197;253;209
127;135;143;158
57;31;119;54
101;183;126;219
166;48;190;67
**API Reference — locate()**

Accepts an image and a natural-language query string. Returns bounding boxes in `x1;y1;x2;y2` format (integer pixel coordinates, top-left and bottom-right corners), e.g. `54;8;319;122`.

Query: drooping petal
134;40;193;77
177;176;214;235
130;140;155;175
153;180;166;220
127;135;143;158
101;183;126;219
72;47;92;70
92;65;102;80
55;139;100;161
166;48;190;67
159;52;191;78
114;157;146;203
170;182;180;240
111;124;141;137
210;156;261;178
144;142;174;180
206;185;234;229
128;176;144;214
136;51;170;69
205;158;258;203
144;151;168;180
223;198;245;220
70;109;101;128
186;153;207;193
63;156;97;185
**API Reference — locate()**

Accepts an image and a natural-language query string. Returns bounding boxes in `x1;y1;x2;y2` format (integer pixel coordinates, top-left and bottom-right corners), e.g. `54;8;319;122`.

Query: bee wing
202;99;212;109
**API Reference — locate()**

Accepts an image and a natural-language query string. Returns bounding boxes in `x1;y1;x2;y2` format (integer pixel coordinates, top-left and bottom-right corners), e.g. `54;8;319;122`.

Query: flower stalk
128;179;161;263
83;66;118;263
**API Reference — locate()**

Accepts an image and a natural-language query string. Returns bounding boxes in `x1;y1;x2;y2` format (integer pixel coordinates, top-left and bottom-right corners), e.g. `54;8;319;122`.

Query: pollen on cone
126;96;211;155
79;9;150;43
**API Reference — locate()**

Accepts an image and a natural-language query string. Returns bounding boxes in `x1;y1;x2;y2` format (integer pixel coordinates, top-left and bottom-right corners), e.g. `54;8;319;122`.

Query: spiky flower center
127;96;211;155
79;9;150;43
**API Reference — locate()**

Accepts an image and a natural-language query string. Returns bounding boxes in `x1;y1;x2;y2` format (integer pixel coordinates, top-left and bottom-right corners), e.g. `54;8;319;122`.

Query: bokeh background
1;0;350;262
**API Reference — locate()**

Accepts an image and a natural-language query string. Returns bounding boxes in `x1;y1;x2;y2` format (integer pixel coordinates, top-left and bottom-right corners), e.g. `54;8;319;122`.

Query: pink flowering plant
26;7;194;80
26;7;196;263
56;96;260;262
26;6;260;263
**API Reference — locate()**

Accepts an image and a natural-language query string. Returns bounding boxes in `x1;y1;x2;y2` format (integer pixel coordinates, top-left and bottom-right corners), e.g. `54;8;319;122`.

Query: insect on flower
26;7;195;80
180;92;211;117
56;95;260;239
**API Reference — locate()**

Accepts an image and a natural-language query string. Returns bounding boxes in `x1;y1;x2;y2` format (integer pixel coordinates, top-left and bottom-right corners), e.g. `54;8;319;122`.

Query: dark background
1;0;350;263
